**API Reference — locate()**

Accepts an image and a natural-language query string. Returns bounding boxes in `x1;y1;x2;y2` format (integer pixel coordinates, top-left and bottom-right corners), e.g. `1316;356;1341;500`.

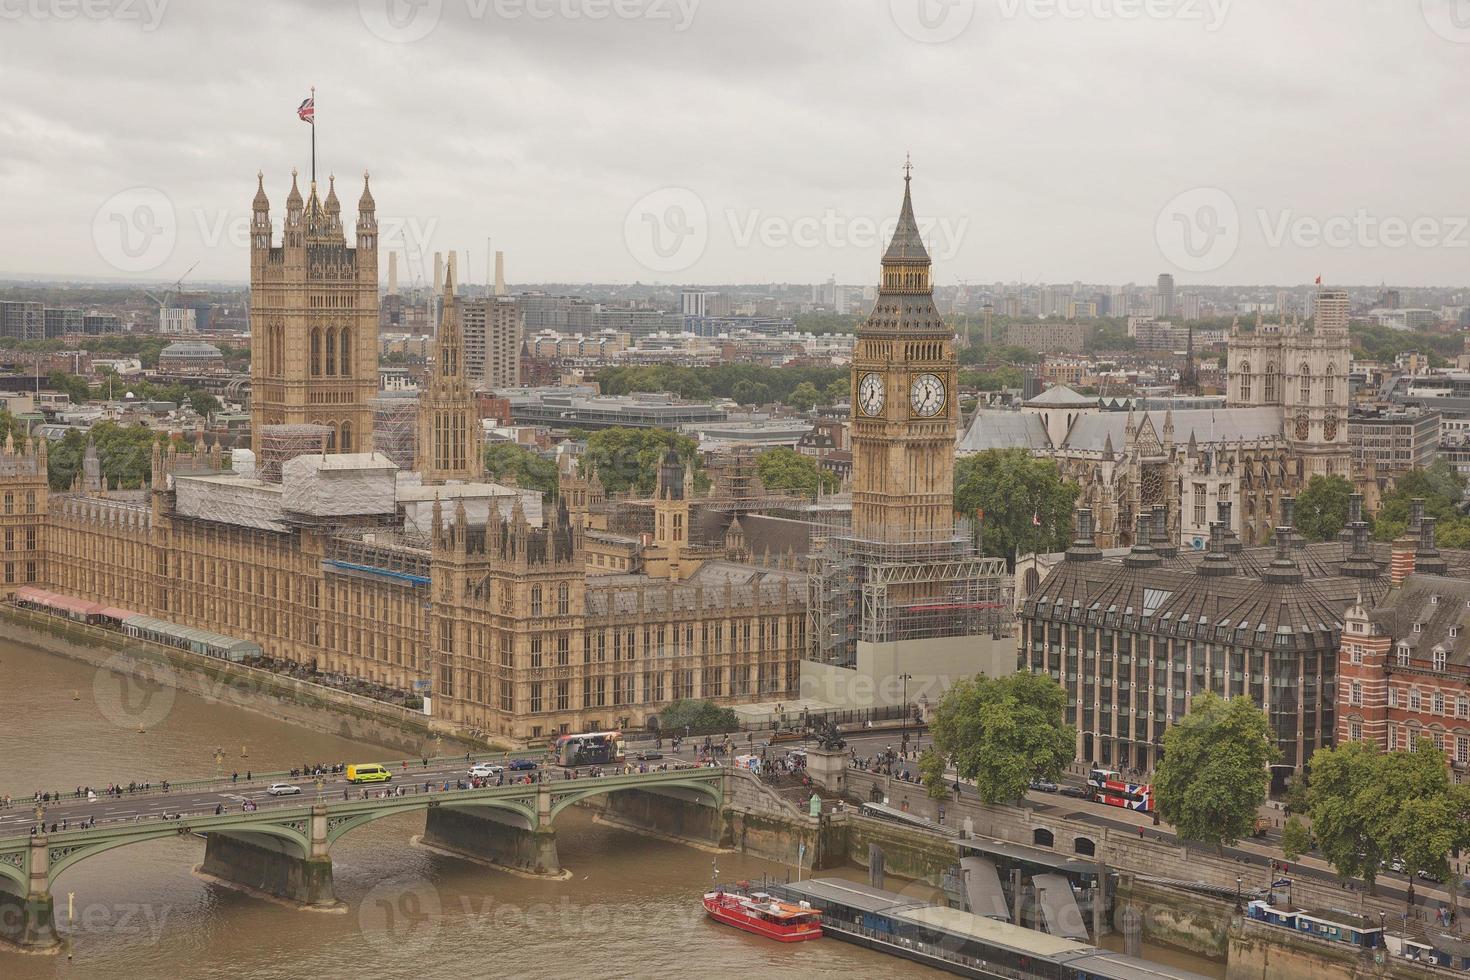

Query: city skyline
3;3;1470;286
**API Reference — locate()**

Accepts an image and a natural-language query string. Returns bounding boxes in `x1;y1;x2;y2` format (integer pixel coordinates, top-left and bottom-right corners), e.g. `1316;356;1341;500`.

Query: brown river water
0;639;1222;979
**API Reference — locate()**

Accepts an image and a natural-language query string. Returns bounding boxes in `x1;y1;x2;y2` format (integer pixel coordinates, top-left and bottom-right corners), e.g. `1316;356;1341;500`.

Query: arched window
25;490;35;513
1239;361;1251;402
324;329;337;377
2;493;10;515
340;421;352;454
1325;364;1336;404
325;424;337;452
310;328;322;377
530;585;543;617
1264;362;1277;402
1299;363;1311;403
339;329;351;378
558;583;570;615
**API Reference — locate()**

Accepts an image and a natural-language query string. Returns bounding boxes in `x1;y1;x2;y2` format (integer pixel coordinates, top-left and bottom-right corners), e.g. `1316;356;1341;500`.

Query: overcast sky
3;0;1469;289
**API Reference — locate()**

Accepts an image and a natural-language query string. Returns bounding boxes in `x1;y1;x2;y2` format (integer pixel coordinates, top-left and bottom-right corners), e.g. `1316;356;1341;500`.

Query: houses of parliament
0;166;974;739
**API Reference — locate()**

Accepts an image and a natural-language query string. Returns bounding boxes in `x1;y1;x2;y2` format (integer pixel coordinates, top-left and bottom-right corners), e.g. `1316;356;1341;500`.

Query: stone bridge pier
0;837;60;952
199;806;337;909
421;783;560;876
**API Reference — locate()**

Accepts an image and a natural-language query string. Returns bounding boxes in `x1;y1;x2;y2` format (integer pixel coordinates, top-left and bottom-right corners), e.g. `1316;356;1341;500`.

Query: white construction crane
142;261;199;332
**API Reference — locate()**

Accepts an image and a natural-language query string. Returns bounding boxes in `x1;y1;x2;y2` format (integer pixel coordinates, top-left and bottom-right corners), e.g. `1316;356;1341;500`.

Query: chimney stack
1198;518;1237;577
1124;514;1161;568
1262;526;1304;584
388;252;398;296
1417;515;1448;576
1150;504;1177;558
1390;527;1417;586
1066;508;1102;562
495;250;507;297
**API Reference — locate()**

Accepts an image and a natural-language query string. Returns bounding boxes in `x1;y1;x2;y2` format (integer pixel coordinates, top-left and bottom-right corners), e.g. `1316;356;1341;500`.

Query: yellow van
346;764;392;784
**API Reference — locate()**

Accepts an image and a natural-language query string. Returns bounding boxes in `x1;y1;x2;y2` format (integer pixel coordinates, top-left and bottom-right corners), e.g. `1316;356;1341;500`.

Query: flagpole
310;85;316;185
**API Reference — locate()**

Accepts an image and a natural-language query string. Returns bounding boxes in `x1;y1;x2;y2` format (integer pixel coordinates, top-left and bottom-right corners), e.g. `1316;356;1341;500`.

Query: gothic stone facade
250;171;379;454
0;434;46;596
32;465;802;742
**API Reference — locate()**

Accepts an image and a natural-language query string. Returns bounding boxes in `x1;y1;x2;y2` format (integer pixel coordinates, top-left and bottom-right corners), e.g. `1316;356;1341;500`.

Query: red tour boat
703;885;823;942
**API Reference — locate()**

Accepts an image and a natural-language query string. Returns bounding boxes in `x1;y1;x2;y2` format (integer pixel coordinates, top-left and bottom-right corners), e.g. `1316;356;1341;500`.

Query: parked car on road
1058;785;1091;800
1029;779;1059;793
469;763;503;779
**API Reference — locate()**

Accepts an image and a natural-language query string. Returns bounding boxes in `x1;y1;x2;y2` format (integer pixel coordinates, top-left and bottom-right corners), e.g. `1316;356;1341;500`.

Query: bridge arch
46;819;311;887
0;853;26;894
545;776;722;825
324;796;537;849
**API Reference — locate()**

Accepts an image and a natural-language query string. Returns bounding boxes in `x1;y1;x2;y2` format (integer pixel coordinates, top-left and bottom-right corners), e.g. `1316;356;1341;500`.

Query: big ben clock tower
851;162;958;543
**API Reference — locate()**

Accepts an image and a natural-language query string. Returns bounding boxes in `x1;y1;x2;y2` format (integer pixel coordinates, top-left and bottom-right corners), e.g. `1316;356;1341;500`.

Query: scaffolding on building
372;395;419;473
806;513;1012;668
325;529;432;586
256;424;331;483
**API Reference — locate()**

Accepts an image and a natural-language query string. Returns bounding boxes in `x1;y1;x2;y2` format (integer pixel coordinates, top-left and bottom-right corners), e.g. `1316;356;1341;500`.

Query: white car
266;782;302;796
469;763;503;779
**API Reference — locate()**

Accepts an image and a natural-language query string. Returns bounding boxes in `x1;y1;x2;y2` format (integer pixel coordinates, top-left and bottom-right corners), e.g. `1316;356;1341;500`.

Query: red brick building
1337;517;1470;779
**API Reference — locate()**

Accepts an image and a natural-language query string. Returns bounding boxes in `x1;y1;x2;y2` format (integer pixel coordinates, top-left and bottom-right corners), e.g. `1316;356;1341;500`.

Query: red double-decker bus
1088;768;1153;812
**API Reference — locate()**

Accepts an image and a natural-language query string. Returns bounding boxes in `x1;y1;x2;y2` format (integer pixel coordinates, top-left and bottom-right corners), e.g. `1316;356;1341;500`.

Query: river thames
1;639;956;979
1;639;1223;978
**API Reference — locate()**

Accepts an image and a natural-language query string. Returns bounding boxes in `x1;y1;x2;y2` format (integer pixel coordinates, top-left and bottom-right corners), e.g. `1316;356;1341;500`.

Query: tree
1372;459;1469;543
1368;742;1464;888
1302;740;1388;892
730;379;770;406
47;370;91;405
656;699;737;736
953;449;1081;564
47;423;167;491
483;443;558;498
929;672;1075;804
918;747;950;800
1295;475;1353;541
1281;816;1313;862
756;448;837;498
582;427;704;496
787;382;819;412
821;379;849;404
1305;739;1470;914
1153;694;1277;854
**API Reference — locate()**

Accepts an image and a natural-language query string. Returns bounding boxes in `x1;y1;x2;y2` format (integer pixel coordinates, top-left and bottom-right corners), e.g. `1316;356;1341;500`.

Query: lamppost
34;802;44;835
1235;874;1242;912
315;774;325;803
898;673;913;746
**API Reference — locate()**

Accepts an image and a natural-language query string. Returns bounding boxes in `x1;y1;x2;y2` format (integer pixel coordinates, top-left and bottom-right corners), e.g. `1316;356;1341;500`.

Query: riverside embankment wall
3;607;486;755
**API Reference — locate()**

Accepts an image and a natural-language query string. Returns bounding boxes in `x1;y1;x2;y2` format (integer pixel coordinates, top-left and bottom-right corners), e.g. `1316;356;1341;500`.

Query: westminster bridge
0;759;740;952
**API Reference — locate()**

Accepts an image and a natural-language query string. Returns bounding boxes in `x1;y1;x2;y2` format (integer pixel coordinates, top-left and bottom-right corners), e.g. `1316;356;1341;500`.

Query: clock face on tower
858;373;886;417
910;373;945;418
